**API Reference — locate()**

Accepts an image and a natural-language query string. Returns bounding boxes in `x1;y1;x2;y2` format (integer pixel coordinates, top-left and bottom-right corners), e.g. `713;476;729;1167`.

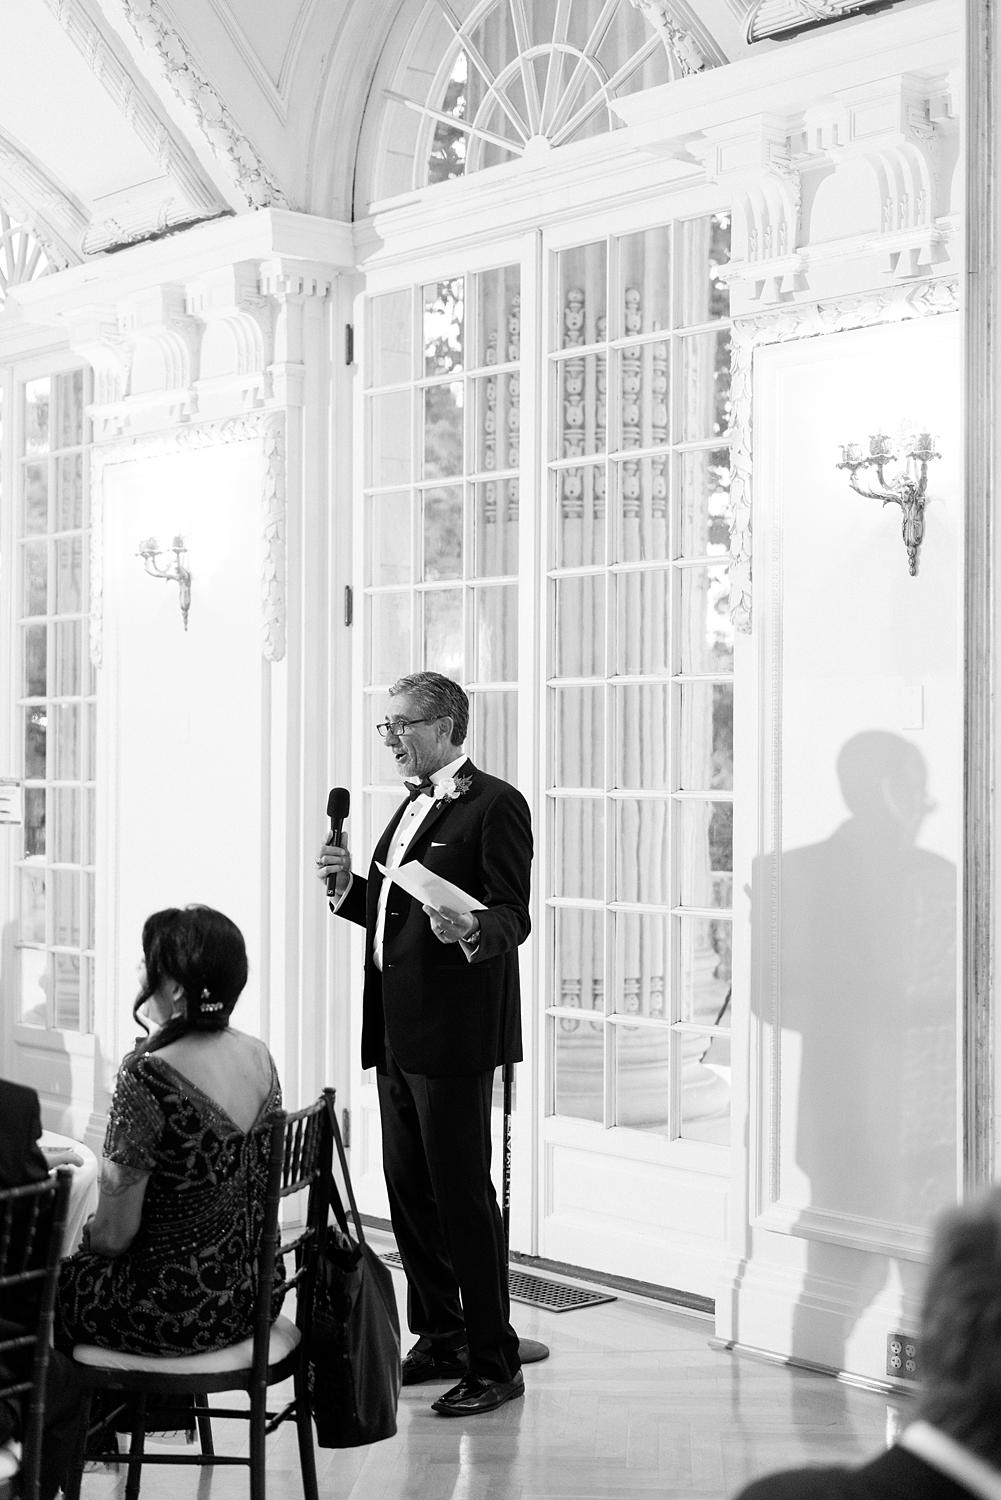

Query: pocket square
431;841;446;847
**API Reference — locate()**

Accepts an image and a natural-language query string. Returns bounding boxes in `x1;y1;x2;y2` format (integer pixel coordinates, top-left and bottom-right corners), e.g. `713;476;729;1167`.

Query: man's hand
423;904;479;946
316;838;352;898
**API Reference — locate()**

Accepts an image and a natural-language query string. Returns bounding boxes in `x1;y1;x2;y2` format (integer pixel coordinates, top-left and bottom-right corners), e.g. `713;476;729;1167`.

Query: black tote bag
308;1097;401;1448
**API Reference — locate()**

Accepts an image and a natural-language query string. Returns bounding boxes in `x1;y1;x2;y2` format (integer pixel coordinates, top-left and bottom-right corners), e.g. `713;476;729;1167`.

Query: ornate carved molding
89;410;287;666
40;0;222;233
627;0;707;77
117;0;288;210
728;275;959;632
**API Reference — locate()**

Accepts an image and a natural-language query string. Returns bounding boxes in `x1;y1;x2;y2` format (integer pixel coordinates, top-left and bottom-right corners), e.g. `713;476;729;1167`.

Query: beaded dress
55;1049;284;1355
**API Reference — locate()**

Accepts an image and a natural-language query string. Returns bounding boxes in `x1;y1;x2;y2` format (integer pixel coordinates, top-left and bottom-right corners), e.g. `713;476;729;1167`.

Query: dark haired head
132;905;248;1053
390;672;469;746
915;1186;1001;1466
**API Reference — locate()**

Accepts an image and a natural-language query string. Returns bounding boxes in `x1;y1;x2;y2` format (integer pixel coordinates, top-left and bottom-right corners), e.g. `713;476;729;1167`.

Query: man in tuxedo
316;671;532;1417
0;1078;83;1500
732;1185;1001;1498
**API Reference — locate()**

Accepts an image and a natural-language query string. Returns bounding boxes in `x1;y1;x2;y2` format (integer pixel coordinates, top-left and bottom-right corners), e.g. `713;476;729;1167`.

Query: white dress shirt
331;755;472;970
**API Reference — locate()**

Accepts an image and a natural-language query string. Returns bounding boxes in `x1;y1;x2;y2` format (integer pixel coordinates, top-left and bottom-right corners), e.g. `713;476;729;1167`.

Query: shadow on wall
758;731;957;1372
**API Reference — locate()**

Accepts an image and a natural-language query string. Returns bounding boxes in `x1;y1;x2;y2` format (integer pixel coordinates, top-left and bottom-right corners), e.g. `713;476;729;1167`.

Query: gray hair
390;672;468;746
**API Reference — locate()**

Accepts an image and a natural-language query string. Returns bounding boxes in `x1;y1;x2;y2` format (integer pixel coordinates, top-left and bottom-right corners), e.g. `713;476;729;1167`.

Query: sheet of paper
376;860;485;914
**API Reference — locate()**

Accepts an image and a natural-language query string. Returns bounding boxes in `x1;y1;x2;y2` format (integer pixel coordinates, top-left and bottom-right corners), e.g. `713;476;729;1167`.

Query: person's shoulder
465;763;528;806
731;1466;856;1498
0;1077;42;1123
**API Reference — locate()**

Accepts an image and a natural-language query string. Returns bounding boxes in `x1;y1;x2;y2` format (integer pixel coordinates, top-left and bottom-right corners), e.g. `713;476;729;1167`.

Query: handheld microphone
325;787;350;897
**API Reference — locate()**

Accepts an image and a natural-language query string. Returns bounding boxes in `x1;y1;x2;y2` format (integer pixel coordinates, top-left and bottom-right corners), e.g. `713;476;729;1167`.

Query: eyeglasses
375;717;432;740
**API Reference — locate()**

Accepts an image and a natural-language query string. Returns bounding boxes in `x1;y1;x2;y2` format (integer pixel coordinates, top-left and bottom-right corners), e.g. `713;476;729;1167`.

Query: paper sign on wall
0;779;23;825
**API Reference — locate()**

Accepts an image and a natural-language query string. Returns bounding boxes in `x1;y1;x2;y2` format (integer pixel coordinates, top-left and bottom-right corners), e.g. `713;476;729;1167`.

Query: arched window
0;206;55;309
366;0;711;200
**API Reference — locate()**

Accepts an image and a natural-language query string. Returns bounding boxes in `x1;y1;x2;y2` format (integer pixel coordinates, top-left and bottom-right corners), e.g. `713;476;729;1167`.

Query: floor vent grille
381;1251;616;1312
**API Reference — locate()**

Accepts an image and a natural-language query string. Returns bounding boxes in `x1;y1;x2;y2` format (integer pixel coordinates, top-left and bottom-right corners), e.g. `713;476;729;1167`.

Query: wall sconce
137;536;192;629
835;432;940;576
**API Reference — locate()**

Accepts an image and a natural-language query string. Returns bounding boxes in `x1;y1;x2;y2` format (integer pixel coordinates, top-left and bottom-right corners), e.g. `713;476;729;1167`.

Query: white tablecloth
39;1130;99;1255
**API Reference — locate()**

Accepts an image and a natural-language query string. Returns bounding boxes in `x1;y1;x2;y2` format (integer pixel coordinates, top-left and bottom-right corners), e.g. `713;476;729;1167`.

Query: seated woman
56;904;283;1356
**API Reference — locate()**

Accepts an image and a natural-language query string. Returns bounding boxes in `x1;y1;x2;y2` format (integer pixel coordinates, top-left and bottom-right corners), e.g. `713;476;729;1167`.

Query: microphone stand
501;1061;550;1364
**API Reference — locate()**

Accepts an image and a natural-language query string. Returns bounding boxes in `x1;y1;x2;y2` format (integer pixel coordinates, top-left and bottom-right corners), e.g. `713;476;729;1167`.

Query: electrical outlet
886;1332;919;1380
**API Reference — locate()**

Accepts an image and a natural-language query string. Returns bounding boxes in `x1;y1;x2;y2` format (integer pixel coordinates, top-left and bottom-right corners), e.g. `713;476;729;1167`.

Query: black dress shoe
401;1342;469;1386
431;1369;525;1416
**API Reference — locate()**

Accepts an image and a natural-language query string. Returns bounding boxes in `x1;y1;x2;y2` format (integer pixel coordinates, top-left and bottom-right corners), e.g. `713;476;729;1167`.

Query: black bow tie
406;778;434;801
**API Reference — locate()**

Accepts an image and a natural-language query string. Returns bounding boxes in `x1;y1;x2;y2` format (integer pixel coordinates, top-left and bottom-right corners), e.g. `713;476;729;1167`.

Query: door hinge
344;584;353;626
344;323;354;366
341;1107;351;1148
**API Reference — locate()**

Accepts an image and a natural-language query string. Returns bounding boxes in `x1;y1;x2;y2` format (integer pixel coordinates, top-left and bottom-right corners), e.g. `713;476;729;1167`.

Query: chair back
249;1092;331;1389
0;1168;71;1500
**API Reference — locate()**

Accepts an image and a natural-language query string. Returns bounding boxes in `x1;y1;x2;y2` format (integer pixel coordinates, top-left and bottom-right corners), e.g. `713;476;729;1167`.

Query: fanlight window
388;0;681;187
0;207;54;309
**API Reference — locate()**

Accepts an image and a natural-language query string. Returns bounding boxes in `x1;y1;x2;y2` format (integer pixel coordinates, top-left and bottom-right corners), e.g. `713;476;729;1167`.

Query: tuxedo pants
377;1041;520;1384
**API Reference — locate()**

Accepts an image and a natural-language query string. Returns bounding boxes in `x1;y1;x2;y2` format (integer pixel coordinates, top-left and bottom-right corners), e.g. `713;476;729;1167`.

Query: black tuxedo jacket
0;1078;48;1191
336;761;532;1077
735;1444;980;1499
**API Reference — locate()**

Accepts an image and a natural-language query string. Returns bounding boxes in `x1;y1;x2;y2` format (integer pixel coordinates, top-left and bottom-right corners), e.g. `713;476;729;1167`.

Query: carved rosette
88;410;288;666
727;276;960;634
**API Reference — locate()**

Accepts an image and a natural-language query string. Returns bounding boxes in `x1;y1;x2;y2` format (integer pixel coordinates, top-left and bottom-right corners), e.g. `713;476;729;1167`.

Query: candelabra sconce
835;432;940;577
137;535;192;629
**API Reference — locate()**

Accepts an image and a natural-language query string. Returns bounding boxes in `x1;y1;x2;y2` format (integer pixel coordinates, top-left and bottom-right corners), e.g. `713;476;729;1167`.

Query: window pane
53;622;83;696
20;948;48;1027
56;454;84;531
614;1024;670;1133
20;868;46;941
422;486;463;580
469;690;517;782
679;916;732;1027
23;463;48;534
473;478;518;577
367;491;411;586
422;589;463;678
423;278;464;376
556;243;606;348
24;624;46;696
614;340;670;449
553;465;605;569
678;800;733;909
53;371;85;448
679;682;733;792
554;906;604;1012
24;707;46;778
675;213;731;325
471;263;520;368
474;585;516;681
53;953;81;1031
680;566;732;672
615;684;670;791
613;911;669;1019
422;383;463;479
554;351;607;458
677;330;731;442
24;789;45;857
553;1016;603;1124
553;798;603;900
554;575;604;677
553;685;604;789
52;869;80;946
614;455;669;563
616;569;670;675
369;289;412;387
616;227;671;336
368;392;411;487
22;540;47;615
55;536;83;613
369;592;411;684
471;371;519;473
614;798;670;905
679;449;731;557
52;788;80;864
24;379;50;453
52;703;83;779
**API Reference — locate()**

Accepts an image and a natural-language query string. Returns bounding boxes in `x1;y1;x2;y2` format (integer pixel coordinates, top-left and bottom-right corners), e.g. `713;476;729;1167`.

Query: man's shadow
759;731;957;1387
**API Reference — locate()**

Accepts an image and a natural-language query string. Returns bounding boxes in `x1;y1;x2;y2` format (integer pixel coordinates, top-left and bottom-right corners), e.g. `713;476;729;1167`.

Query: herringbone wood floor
78;1241;903;1500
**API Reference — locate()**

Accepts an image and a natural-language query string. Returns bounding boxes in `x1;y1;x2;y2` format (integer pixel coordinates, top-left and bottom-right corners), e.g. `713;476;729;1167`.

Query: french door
353;193;736;1294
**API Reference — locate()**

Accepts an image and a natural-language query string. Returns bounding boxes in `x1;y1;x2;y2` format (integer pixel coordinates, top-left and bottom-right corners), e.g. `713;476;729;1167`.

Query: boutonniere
433;774;473;803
